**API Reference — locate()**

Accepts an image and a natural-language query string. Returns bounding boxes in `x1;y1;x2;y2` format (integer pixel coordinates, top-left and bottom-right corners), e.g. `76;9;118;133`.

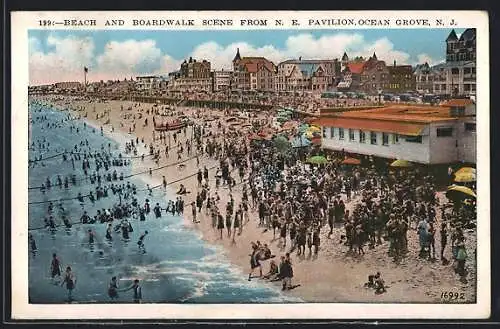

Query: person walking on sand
455;238;468;282
60;266;76;302
225;206;233;238
191;202;199;223
217;210;225;239
248;244;262;281
281;253;294;290
440;222;449;264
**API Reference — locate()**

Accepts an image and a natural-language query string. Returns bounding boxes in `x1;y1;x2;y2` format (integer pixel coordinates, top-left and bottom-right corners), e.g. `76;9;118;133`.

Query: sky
28;28;466;85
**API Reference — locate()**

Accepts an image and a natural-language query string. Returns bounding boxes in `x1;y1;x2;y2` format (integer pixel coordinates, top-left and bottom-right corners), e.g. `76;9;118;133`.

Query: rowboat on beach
154;120;186;131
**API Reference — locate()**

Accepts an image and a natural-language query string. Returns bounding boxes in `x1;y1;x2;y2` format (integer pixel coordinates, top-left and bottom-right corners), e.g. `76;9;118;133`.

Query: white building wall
321;127;431;163
457;120;476;164
428;122;459;164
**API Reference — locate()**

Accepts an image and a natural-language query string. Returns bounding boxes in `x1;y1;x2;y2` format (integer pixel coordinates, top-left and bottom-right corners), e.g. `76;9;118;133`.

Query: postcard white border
11;10;490;319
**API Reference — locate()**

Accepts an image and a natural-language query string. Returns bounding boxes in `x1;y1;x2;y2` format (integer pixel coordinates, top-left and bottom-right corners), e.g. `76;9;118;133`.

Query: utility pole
84;66;88;94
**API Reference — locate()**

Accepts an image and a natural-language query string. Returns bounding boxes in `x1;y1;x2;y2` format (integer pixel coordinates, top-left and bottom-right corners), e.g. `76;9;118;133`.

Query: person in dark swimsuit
29;234;37;257
105;224;113;240
312;226;321;255
60;266;76;301
217;211;225;239
248;244;262;281
122;279;142;303
50;253;61;279
225;208;232;238
137;231;148;253
88;229;95;244
272;215;280;240
233;207;242;237
279;221;287;248
108;276;119;300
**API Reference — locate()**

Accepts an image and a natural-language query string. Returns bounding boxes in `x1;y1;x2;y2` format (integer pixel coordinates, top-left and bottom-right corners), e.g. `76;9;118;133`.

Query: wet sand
32;94;477;303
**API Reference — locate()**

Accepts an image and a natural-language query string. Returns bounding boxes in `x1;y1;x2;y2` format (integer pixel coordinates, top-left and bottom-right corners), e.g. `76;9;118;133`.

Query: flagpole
84;66;88;94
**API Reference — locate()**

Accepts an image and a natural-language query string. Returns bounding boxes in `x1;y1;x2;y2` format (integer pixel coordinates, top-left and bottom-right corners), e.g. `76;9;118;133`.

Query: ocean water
27;103;302;304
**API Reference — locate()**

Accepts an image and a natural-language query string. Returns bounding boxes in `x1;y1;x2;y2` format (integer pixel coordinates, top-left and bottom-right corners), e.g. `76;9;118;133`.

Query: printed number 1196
441;292;465;300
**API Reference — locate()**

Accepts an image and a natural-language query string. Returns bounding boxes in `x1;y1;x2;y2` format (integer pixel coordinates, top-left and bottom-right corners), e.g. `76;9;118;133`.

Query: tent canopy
390;159;413;168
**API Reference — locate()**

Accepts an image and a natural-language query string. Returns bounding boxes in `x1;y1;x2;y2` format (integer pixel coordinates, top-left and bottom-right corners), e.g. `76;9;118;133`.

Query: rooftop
335;105;458;123
280;59;336;65
346;62;366;74
313;103;476;136
440;99;474;107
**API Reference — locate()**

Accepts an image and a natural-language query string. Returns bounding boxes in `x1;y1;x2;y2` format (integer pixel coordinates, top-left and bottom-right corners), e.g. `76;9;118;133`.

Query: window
437;127;453;137
451;68;459;75
464;67;472;74
392;134;399;144
370;131;377;145
330;127;335;138
349;129;355;141
405;135;423;143
382;133;389;146
339;128;344;140
450;107;465;116
359;130;366;143
322;127;327;138
465;123;476;132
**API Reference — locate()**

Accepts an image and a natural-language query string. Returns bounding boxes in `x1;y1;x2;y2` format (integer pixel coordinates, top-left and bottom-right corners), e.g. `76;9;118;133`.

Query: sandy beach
31;94;477;304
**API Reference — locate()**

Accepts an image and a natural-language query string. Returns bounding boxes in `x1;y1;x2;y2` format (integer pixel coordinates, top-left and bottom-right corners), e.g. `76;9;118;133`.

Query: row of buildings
158;29;476;97
30;29;476;98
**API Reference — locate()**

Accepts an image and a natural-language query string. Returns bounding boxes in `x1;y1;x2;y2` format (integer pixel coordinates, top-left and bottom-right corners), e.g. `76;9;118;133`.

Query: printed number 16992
441;292;465;300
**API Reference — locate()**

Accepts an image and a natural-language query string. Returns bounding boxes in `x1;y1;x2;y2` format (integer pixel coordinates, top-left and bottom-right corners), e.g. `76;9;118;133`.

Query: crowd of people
29;95;476;302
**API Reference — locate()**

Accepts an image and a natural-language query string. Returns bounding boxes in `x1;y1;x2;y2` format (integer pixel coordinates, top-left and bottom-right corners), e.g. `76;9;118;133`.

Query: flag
84;67;88;73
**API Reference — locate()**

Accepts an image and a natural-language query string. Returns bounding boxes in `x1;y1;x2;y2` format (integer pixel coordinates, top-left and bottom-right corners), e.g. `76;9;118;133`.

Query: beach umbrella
306;155;328;165
282;121;297;130
455;167;476;175
390;159;413;168
307;126;321;133
299;124;309;133
454;171;476;183
342;157;361;165
273;135;290;153
446;185;476;200
311;137;322;145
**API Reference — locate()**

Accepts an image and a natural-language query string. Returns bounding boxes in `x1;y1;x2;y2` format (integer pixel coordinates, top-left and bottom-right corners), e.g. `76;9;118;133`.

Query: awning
311;117;426;136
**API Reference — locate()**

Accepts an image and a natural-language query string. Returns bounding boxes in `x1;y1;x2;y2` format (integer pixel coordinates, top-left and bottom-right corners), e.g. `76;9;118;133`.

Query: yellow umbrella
454;172;476;183
305;131;315;139
307;126;321;133
390;159;413;168
446;185;476;199
455;167;476;175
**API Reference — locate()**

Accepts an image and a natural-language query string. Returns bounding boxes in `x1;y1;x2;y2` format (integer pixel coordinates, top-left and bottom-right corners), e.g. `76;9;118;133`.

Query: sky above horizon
28;28;466;85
